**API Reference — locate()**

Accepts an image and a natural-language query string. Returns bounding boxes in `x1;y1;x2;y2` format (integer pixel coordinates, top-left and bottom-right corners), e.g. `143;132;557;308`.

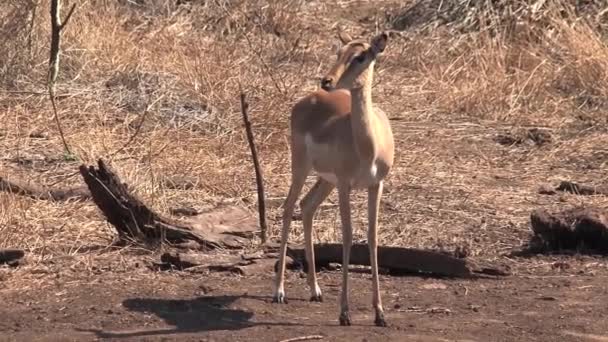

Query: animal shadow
82;295;258;339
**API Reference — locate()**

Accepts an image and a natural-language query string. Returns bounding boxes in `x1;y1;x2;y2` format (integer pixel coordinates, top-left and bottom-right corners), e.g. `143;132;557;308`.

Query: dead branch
0;175;90;201
49;0;75;82
48;0;76;156
79;159;258;250
158;242;507;278
286;243;476;277
240;92;267;243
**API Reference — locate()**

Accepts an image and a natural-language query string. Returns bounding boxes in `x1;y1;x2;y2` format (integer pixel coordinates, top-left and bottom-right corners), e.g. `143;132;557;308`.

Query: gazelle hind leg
368;181;386;326
273;148;311;304
300;178;334;302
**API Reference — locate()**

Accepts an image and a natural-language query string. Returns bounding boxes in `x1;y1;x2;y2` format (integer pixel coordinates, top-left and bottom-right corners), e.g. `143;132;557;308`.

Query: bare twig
279;335;324;342
48;0;77;157
110;94;165;157
49;88;71;155
212;0;287;97
240;30;288;96
240;91;268;243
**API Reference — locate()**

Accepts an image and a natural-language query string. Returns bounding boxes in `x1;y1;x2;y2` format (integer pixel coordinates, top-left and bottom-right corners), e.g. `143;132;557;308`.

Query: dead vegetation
389;0;608;35
1;0;608;296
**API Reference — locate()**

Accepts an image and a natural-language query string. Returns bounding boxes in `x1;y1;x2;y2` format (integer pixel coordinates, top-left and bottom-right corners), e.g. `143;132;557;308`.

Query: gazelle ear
370;31;389;54
338;31;353;45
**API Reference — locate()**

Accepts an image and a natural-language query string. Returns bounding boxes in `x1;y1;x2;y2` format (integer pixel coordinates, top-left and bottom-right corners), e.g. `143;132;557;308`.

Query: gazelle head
320;31;388;91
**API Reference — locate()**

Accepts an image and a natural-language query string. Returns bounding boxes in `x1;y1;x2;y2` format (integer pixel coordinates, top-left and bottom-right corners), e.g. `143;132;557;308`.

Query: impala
273;31;394;327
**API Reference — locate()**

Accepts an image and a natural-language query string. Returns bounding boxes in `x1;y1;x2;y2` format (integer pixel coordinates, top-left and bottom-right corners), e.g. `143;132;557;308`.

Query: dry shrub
0;1;47;87
0;0;329;253
389;0;608;36
4;0;608;261
390;0;608;123
1;0;314;122
548;14;608;101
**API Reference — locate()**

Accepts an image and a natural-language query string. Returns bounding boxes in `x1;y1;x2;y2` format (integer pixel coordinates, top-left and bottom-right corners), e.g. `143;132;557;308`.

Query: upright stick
240;92;268;243
48;0;76;156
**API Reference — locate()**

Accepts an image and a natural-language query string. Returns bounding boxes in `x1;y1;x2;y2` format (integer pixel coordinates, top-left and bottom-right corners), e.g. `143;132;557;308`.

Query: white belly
316;165;378;188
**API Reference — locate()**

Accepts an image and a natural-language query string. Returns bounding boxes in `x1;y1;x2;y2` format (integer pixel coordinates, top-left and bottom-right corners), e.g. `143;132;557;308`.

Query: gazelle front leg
300;178;335;302
337;180;353;326
368;181;387;327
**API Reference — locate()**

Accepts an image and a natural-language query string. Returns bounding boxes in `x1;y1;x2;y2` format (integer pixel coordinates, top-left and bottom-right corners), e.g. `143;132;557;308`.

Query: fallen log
287;243;474;278
157;251;283;276
0;176;90;201
539;181;608;196
530;206;608;252
0;249;25;265
79;159;258;250
156;244;508;278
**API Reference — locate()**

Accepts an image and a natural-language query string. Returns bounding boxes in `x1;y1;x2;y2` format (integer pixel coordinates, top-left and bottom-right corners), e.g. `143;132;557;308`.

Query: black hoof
272;295;288;304
310;294;323;302
374;313;387;327
339;312;351;326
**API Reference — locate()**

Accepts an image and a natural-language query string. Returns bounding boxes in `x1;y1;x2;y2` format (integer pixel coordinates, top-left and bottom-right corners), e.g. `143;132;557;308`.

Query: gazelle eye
354;54;365;63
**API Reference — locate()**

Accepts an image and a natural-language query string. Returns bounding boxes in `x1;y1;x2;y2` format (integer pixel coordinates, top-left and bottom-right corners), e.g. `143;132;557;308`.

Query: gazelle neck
349;72;377;162
350;74;375;133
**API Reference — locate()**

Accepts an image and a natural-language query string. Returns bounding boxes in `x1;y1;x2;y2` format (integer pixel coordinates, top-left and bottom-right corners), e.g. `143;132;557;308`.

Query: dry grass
2;0;608;288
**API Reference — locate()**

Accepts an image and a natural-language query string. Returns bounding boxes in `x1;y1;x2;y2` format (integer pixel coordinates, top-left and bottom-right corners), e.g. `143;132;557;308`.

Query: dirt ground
1;260;608;342
3;0;608;341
